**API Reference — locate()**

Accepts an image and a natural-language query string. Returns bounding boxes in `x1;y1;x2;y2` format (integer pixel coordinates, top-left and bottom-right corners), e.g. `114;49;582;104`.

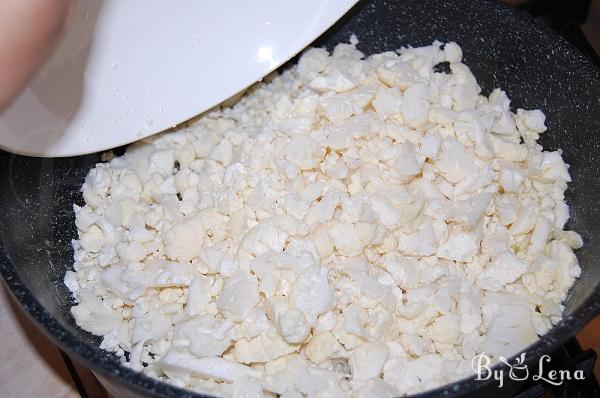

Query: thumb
0;0;74;112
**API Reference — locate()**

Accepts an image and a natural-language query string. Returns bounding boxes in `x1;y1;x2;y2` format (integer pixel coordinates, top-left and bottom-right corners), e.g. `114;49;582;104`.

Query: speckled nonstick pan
1;0;599;397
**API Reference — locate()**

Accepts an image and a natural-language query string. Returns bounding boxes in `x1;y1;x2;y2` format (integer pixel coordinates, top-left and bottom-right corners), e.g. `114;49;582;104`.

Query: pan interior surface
1;0;599;397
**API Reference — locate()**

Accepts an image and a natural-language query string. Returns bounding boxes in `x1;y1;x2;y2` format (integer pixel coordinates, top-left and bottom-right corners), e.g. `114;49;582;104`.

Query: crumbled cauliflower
67;40;581;397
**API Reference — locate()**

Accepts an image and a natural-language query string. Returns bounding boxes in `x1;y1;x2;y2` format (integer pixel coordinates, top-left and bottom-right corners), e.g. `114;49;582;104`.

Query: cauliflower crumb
67;40;581;397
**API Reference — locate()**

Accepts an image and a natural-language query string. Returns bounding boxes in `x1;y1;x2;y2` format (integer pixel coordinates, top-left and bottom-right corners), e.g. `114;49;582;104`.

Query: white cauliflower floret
297;48;330;80
305;331;346;364
289;266;335;324
283;194;310;221
527;216;552;256
489;135;529;162
174;317;233;357
551;240;581;293
380;254;420;288
217;271;260;321
341;303;368;339
237;307;271;339
277;309;310;344
115;241;146;263
443;42;463;63
498;162;524;193
159;350;259;383
186;276;213;316
237;221;288;266
355;378;399;398
418;132;443;160
509;199;539;236
264;355;346;397
435;137;476;183
79;224;105;253
349;342;389;384
392;144;422;183
436;232;479;262
233;328;299;364
284;135;320;170
478;251;528;291
64;270;79;294
383;354;448;395
541;151;571;182
163;220;203;262
71;299;121;336
482;299;538;358
74;205;97;232
495;194;519;226
209;138;234;166
82;166;112;208
401;83;430;128
397;220;437;257
446;193;492;227
149;149;175;178
310;65;358;93
491;111;517;136
328;222;380;257
230;376;264;398
429;314;460;344
517;108;547;140
320;92;355;123
372;87;402;117
131;315;171;344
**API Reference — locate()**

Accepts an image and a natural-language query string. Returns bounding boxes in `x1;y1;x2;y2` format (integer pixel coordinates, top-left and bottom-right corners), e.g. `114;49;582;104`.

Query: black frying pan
1;0;600;397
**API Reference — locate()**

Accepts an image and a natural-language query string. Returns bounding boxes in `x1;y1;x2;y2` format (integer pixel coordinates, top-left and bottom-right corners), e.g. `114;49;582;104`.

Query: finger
0;0;73;111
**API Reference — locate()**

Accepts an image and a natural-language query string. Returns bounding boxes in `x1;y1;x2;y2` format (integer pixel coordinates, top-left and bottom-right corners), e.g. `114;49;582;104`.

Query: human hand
0;0;73;111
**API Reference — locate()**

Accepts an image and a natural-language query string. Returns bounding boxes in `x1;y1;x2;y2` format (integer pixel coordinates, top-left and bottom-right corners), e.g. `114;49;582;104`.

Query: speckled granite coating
1;0;599;397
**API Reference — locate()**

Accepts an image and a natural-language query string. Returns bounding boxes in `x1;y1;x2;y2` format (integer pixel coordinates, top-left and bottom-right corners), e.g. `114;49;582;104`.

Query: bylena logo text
471;352;585;388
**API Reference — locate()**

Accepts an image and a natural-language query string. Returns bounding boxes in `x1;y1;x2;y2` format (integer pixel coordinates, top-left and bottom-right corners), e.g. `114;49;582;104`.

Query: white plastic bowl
0;0;357;157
